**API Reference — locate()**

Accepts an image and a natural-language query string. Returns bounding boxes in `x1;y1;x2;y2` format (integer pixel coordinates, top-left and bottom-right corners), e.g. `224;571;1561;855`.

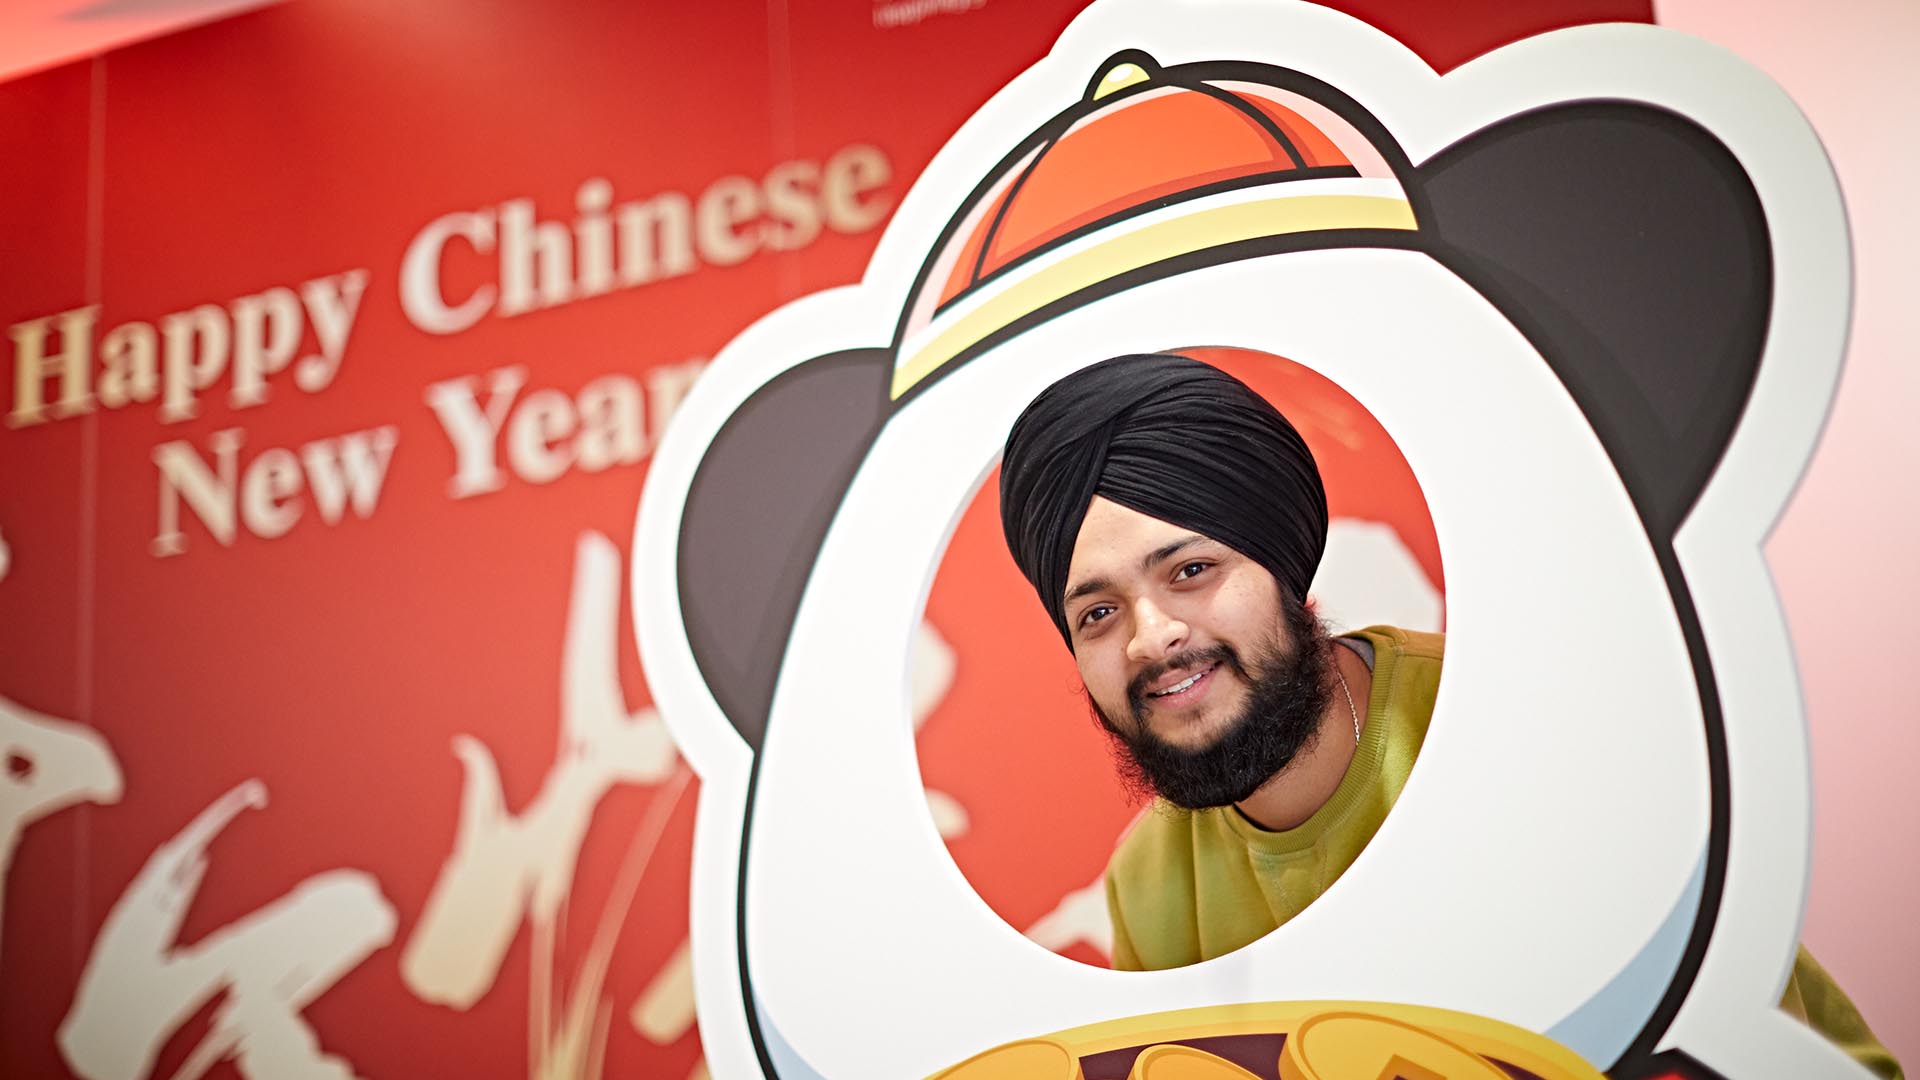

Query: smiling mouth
1146;663;1217;700
1127;647;1242;716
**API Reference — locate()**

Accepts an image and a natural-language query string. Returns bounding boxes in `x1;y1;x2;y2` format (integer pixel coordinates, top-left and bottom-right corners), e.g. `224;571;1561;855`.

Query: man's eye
1079;604;1115;628
1175;561;1210;581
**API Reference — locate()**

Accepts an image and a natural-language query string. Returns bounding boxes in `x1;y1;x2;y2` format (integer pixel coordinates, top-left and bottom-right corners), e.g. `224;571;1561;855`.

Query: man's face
1064;496;1284;747
1062;497;1332;807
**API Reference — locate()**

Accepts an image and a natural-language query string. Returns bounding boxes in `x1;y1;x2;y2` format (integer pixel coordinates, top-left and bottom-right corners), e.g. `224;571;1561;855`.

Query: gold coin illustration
1279;1011;1514;1080
1128;1043;1265;1080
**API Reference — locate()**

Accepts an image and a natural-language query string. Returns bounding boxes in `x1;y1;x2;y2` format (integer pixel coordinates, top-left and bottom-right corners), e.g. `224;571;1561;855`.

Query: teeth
1151;671;1204;697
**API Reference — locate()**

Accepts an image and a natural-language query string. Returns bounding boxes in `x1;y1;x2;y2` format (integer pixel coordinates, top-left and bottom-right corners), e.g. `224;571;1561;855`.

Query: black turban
999;354;1328;644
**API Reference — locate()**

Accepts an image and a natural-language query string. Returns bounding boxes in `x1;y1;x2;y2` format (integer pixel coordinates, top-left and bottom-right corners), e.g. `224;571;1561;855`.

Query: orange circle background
916;347;1444;964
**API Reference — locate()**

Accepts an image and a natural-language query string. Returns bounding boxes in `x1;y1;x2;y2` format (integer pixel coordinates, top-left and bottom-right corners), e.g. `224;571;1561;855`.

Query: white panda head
634;4;1849;1078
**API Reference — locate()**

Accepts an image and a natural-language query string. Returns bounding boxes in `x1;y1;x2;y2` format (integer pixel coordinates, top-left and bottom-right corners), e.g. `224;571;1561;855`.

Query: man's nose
1126;597;1189;664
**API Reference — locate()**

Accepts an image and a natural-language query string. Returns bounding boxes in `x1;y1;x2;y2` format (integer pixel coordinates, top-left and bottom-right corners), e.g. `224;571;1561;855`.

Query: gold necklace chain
1336;665;1362;745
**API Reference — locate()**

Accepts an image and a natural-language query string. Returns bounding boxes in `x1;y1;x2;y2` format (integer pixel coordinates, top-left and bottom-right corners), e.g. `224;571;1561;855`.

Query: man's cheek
1076;659;1110;702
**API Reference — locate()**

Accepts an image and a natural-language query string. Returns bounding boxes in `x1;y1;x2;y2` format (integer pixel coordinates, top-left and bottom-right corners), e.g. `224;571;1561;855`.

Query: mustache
1126;644;1247;713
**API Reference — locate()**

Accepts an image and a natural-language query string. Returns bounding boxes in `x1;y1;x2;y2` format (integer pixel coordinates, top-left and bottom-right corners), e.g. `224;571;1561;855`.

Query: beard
1091;594;1334;810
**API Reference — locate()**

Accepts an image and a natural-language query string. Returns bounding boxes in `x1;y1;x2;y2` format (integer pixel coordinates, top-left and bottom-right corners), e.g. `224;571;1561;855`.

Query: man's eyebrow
1142;535;1210;573
1062;576;1113;609
1061;535;1213;608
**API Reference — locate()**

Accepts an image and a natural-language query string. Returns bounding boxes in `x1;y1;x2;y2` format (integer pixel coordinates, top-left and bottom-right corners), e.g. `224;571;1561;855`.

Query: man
998;353;1898;1078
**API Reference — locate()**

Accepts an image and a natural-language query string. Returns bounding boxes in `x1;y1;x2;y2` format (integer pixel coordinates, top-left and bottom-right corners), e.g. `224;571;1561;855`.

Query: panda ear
678;349;895;750
1414;102;1772;541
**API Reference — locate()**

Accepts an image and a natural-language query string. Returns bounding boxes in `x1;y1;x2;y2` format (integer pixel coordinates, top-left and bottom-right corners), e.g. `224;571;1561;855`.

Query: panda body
745;248;1708;1077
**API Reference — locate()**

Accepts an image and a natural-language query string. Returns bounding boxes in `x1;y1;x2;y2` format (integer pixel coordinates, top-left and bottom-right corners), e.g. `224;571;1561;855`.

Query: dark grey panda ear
1414;102;1771;541
677;349;895;750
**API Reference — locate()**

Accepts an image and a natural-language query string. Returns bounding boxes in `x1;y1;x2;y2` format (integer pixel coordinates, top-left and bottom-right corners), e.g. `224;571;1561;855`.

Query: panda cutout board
632;1;1852;1077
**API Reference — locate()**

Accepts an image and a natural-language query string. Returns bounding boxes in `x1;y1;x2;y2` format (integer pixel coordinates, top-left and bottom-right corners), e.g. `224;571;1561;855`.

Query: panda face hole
910;346;1444;969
